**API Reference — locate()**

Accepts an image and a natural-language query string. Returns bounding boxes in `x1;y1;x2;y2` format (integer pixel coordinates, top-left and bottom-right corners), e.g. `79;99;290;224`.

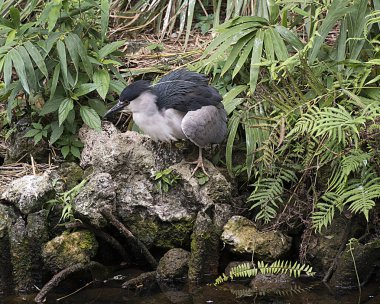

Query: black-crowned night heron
104;69;227;176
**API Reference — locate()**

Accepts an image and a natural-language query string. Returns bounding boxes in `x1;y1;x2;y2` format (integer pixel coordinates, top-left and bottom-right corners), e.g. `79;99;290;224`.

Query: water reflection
1;277;379;304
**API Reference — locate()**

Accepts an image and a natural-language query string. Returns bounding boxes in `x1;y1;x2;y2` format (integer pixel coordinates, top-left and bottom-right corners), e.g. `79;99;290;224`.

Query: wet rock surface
188;211;220;282
221;216;292;261
156;248;190;281
329;238;380;288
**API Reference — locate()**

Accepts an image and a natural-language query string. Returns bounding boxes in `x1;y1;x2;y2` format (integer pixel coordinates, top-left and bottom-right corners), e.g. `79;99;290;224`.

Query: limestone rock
1;172;54;214
156;248;190;281
221;216;292;261
78;125;232;249
73;173;116;227
42;230;98;272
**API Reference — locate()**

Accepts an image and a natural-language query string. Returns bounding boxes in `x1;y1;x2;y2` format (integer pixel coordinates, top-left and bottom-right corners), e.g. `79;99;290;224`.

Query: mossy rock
125;214;194;249
42;230;98;272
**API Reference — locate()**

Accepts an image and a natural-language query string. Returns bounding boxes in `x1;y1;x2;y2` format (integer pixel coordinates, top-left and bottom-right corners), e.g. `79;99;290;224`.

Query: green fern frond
213;260;315;286
312;192;341;232
249;167;297;223
313;169;380;231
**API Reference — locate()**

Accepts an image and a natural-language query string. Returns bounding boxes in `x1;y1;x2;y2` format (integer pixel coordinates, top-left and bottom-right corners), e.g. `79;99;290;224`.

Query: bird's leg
189;147;209;177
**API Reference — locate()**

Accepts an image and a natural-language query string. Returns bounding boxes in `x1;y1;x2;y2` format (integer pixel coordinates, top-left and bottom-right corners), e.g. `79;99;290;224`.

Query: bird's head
104;80;151;118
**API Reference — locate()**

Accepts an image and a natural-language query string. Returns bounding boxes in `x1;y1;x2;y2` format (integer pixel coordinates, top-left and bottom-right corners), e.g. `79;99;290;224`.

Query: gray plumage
104;69;227;175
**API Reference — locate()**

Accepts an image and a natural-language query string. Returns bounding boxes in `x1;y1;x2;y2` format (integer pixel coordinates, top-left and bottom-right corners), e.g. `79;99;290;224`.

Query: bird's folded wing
181;106;227;147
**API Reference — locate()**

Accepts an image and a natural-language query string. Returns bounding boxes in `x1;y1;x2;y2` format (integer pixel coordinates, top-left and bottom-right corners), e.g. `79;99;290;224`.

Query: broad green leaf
24;129;40;138
61;145;70;158
66;109;75;125
65;34;79;84
24;41;48;78
249;29;264;93
0;44;15;55
10;48;30;94
9;7;20;29
72;34;93;77
80;106;102;131
204;20;261;56
47;0;62;32
6;81;22;123
50;64;60;99
93;69;110;100
226;113;240;175
109;79;126;95
50;121;64;144
88;99;107;116
275;25;304;51
40;32;60;55
98;40;125;59
40;96;64;115
308;0;351;63
245;118;257;179
58;98;74;126
335;18;347;71
74;83;98;97
269;28;287;61
70;146;81;158
16;45;37;92
221;33;255;76
264;29;275;62
32;123;42;129
232;37;256;78
222;85;248;115
57;40;68;88
34;132;43;144
100;0;110;41
3;53;12;87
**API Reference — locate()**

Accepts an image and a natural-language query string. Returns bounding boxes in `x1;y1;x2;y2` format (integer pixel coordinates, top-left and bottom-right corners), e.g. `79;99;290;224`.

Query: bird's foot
187;158;209;178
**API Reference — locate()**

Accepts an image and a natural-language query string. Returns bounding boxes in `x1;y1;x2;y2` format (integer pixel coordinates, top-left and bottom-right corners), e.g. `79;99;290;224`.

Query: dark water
1;278;379;304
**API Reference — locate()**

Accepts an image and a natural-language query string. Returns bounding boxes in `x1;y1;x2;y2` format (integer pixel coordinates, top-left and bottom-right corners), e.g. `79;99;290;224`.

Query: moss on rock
42;230;98;272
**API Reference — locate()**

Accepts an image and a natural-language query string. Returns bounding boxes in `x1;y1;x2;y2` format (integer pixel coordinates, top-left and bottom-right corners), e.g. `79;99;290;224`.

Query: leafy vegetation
153;168;181;193
199;0;380;230
214;260;314;286
0;0;126;159
46;179;87;223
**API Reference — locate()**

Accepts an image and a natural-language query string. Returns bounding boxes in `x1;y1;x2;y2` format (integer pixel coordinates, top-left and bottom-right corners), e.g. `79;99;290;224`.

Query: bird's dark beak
104;100;127;118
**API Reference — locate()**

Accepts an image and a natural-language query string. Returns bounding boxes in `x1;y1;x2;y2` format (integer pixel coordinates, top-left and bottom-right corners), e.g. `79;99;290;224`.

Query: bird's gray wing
158;69;209;85
153;70;223;112
181;105;227;147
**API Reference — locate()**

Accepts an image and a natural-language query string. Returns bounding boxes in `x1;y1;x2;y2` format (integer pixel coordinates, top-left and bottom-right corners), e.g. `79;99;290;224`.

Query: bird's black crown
120;80;151;102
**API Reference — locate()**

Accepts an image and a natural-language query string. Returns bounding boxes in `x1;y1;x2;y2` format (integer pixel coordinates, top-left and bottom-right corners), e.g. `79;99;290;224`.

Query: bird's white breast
128;92;186;142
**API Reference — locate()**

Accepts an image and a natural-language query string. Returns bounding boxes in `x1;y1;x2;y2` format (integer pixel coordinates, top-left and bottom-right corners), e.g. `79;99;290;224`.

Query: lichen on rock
221;216;292;261
42;230;98;272
1;171;55;214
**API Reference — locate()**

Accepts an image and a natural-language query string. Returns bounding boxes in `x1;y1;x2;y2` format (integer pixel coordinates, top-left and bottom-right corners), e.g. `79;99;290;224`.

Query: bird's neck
128;91;158;115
